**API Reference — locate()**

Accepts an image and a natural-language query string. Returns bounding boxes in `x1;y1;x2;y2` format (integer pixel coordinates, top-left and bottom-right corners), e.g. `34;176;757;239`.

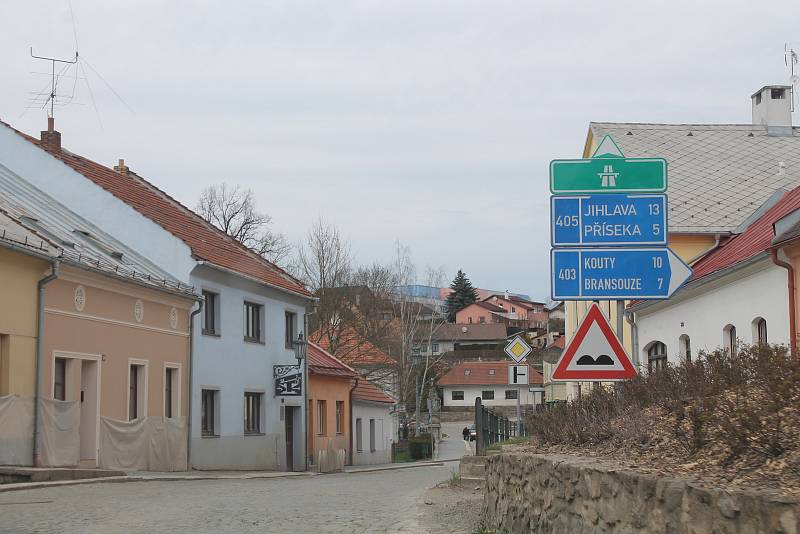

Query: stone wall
484;453;800;533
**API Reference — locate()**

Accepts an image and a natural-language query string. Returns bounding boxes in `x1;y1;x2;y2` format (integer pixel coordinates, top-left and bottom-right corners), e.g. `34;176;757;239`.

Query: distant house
352;378;396;466
455;301;508;326
482;293;548;330
417;323;508;363
437;361;544;413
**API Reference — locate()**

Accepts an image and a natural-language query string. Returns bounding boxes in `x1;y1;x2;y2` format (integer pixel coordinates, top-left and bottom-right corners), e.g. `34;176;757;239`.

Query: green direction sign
550;135;667;194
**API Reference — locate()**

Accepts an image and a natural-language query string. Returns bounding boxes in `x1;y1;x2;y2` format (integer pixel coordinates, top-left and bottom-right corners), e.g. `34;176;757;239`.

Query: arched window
646;341;667;373
752;317;767;345
678;334;692;362
723;324;737;355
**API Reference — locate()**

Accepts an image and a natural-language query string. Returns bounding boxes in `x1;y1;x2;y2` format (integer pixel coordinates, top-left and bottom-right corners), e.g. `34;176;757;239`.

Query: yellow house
545;86;800;401
0;239;50;397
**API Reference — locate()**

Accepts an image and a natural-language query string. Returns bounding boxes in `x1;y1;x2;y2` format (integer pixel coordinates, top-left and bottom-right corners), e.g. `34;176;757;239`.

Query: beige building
0;168;198;470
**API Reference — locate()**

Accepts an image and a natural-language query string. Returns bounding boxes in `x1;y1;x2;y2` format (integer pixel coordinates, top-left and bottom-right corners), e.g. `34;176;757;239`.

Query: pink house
455;301;507;325
482;294;548;329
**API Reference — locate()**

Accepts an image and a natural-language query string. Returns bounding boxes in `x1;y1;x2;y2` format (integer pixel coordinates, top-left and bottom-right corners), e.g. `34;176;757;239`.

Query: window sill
201;434;219;439
202;330;221;338
244;432;265;437
243;338;265;345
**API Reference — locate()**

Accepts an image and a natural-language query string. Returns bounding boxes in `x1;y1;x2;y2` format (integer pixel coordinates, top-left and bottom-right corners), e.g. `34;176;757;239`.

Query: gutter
770;249;797;355
33;260;59;467
684;233;723;265
186;300;203;470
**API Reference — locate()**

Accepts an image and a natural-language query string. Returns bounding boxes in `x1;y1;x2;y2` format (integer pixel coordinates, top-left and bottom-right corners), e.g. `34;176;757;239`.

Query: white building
351;379;396;466
0;120;313;471
628;190;800;371
437;361;544;411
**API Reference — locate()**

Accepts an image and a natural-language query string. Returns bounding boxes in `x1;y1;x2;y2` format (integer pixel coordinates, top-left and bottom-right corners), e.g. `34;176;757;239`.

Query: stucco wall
0;247;48;396
484;453;799;533
307;373;352;469
352;401;393;465
189;265;307;471
442;385;540;409
636;260;788;364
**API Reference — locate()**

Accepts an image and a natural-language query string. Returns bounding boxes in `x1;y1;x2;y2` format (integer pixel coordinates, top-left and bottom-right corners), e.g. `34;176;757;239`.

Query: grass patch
393;451;415;463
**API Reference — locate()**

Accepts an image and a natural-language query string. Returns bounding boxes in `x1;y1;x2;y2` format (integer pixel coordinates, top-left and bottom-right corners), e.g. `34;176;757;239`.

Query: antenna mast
29;47;78;118
786;44;798;112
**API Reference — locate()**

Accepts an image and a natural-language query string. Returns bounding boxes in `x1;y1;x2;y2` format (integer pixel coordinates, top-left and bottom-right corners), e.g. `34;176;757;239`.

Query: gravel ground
416;475;484;533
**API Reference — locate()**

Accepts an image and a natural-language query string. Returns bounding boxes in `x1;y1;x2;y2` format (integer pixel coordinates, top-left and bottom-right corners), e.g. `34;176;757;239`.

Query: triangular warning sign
551;303;637;382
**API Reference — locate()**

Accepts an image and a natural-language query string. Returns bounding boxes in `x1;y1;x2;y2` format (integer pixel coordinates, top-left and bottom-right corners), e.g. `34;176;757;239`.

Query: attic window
464;369;471;376
489;369;495;375
771;88;786;99
20;217;74;248
73;229;129;263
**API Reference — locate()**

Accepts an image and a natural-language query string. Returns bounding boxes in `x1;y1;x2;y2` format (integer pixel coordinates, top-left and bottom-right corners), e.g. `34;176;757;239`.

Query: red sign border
552;303;637;381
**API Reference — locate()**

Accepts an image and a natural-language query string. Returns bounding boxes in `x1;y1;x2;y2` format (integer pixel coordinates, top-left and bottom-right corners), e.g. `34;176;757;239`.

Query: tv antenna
786;43;798;112
29;47;78;118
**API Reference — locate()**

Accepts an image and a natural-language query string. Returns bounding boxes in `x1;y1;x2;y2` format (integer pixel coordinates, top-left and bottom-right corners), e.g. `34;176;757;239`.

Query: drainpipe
348;377;358;467
770;248;797;355
33;260;59;467
625;311;639;369
186;300;203;470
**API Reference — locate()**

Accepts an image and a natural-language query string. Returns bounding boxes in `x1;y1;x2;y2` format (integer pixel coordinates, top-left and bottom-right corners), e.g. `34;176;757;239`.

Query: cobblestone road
0;465;460;534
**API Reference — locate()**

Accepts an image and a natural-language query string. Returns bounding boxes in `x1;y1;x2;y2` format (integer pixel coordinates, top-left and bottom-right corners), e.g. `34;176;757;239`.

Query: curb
342;461;445;474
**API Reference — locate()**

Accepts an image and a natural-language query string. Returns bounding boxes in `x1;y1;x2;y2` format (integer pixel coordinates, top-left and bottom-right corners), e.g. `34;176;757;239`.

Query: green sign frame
550;157;667;194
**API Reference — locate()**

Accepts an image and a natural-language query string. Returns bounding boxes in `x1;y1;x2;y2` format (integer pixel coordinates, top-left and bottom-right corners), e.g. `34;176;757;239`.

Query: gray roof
589;123;800;233
0;162;195;296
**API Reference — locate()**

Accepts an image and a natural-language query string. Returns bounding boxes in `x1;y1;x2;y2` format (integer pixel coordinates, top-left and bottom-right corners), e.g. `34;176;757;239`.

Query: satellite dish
461;326;467;333
792;74;800;86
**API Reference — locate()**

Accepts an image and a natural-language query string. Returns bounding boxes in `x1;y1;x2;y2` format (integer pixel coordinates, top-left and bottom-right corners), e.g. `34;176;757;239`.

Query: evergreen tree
445;269;479;321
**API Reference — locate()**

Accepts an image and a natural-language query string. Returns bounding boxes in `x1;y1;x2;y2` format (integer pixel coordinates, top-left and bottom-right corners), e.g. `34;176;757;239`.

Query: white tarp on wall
39;397;80;467
99;416;187;471
316;441;346;473
0;395;33;465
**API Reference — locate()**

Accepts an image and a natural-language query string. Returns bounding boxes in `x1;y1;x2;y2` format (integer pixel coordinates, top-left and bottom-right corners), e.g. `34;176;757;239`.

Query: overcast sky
1;1;797;300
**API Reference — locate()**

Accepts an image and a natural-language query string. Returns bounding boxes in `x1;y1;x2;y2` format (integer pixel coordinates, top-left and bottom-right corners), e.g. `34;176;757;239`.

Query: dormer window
489;369;495;375
464;369;471;376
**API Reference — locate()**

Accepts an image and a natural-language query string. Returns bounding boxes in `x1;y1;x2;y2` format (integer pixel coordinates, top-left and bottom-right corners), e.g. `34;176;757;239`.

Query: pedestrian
462;426;469;441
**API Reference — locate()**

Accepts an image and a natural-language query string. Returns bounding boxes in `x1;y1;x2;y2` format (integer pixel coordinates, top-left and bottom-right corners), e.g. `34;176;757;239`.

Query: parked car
469;425;477;441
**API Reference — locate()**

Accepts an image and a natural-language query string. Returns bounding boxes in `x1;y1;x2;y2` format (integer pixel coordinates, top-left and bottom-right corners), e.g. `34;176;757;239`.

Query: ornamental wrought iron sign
274;365;302;396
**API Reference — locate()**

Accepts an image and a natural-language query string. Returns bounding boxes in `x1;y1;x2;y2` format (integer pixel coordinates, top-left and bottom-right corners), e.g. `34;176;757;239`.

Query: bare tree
196;183;291;266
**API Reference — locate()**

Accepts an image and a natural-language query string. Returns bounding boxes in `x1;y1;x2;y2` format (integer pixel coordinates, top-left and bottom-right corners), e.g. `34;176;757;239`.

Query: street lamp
292;332;307;366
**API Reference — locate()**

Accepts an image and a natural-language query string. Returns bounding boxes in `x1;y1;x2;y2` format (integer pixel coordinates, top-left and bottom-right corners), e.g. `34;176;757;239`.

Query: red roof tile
437;361;543;386
690;187;800;280
308;342;357;378
352;379;395;404
8;122;310;297
311;327;396;366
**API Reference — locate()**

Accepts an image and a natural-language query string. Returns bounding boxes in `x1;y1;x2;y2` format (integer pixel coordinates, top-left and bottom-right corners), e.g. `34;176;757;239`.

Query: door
79;360;98;465
285;406;294;471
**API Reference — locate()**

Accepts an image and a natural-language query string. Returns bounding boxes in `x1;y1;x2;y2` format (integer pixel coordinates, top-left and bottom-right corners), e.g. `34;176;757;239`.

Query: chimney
114;159;129;174
40;117;61;152
751;85;793;136
504;289;510;300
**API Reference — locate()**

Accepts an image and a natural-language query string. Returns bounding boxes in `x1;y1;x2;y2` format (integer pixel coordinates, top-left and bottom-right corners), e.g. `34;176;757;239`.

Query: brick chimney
40;117;61;152
113;159;129;174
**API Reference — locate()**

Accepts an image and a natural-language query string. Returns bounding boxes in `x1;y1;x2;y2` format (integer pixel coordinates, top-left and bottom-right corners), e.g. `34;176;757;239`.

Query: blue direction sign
551;194;667;247
551;248;692;300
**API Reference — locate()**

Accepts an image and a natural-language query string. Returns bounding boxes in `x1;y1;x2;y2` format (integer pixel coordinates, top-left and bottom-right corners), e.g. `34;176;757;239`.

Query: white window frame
200;387;220;437
244;390;264;435
162;362;181;418
127;358;149;421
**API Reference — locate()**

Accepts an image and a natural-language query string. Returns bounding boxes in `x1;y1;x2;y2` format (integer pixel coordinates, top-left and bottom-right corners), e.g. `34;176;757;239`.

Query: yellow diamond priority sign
504;336;532;364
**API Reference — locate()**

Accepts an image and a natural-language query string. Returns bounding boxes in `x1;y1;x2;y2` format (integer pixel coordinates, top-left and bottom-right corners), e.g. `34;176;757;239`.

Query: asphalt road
437;421;475;461
0;465;461;534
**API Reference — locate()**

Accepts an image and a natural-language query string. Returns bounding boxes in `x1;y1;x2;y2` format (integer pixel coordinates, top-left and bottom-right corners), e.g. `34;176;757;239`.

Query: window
489;369;495;375
201;389;218;437
244;392;262;434
755;92;762;105
678;335;691;362
468;317;473;324
244;302;262;342
164;367;175;418
451;390;464;401
723;325;737;355
316;400;326;435
129;364;145;421
356;418;363;452
202;291;218;335
464;369;471;376
512;306;516;313
432;343;439;354
772;88;785;99
481;390;495;400
285;311;296;349
753;318;767;345
382;312;392;321
505;389;518;400
479;316;486;324
647;341;667;373
369;419;376;452
421;344;428;353
335;401;344;434
54;357;67;401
